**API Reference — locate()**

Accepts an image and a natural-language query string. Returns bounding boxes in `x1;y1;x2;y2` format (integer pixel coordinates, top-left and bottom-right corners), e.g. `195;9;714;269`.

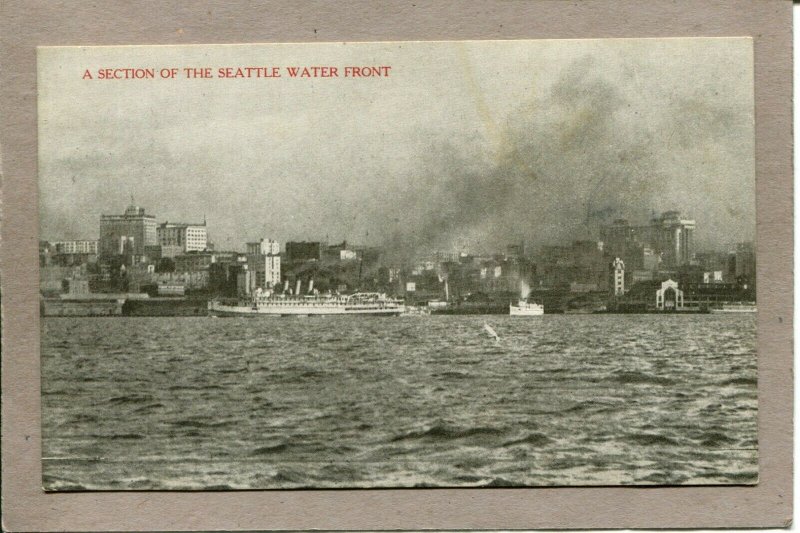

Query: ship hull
509;303;544;316
208;301;404;317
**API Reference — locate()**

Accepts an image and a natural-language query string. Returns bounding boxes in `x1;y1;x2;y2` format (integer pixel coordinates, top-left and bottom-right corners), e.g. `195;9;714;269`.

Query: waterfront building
157;222;208;257
99;204;157;259
655;279;685;310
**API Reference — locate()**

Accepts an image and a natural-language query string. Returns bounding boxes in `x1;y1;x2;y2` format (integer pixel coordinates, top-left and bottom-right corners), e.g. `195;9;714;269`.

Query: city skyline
41;200;748;258
38;39;755;253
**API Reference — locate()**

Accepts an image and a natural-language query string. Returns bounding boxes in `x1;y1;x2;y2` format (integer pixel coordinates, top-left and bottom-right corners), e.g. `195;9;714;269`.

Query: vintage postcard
37;38;756;491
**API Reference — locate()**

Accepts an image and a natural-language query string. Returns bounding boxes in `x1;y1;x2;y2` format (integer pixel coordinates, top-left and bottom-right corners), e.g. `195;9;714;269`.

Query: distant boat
711;303;757;314
509;300;544;316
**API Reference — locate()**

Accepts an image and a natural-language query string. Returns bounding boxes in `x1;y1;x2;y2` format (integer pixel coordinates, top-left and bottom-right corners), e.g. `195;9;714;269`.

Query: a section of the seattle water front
41;314;757;490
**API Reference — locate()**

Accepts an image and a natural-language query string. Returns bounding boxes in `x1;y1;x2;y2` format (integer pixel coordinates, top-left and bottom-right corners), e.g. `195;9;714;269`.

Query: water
41;314;757;490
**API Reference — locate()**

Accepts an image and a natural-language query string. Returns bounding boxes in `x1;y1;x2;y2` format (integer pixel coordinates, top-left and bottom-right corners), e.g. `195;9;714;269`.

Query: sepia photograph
37;38;757;490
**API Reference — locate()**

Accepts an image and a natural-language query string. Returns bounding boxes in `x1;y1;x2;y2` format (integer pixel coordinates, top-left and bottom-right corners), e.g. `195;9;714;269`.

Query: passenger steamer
208;289;405;316
509;299;545;316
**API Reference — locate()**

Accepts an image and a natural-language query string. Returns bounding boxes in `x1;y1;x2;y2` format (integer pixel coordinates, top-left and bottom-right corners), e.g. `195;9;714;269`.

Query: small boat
509;299;544;316
711;303;757;313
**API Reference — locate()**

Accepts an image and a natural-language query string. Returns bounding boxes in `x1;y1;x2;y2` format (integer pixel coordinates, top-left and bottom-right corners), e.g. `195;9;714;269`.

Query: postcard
34;39;760;491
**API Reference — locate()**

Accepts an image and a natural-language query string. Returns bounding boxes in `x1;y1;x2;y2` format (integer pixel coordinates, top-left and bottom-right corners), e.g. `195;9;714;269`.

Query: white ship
208;291;405;316
509;299;544;316
711;302;757;314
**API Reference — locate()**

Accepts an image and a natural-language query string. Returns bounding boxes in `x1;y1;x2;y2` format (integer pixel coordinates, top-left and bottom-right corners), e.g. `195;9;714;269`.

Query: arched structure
655;279;684;310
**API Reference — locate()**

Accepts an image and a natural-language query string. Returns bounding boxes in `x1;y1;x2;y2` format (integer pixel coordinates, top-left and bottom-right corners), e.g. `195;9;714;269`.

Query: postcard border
1;0;792;530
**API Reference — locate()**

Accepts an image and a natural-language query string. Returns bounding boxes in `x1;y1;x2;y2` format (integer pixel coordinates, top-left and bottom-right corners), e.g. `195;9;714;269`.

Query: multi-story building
247;239;280;256
734;242;756;280
44;240;99;266
157;222;208;257
537;240;607;291
174;251;241;273
52;240;98;255
285;241;322;263
649;211;695;268
612;258;625;296
246;238;281;289
99;204;157;259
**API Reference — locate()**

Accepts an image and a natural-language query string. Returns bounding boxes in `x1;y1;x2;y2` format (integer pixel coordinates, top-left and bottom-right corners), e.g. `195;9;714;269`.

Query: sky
38;39;755;255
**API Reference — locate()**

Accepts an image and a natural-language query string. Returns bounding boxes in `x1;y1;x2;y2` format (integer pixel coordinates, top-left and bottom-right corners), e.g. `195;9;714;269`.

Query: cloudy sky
38;39;754;254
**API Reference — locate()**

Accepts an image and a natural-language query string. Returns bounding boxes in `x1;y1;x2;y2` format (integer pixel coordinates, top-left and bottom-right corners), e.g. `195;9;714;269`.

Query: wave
503;432;551;447
90;433;144;440
43;476;88;491
70;413;99;424
483;477;526;487
698;431;736;447
131;402;165;414
626;433;680;446
204;483;235;490
107;393;154;404
251;443;289;456
171;418;233;429
719;377;757;386
434;371;472;379
612;371;675;386
530;399;615;415
168;384;224;391
391;424;505;442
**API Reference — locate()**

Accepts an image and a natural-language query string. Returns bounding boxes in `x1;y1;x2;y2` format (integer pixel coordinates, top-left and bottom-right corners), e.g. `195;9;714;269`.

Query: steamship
509;299;545;316
208;287;405;317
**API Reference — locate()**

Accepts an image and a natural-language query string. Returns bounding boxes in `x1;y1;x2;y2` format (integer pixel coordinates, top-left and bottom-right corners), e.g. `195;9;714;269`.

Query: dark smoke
383;55;749;261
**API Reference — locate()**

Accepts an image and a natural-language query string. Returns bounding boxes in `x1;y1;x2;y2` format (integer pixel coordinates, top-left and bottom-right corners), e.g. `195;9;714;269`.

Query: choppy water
41;314;757;490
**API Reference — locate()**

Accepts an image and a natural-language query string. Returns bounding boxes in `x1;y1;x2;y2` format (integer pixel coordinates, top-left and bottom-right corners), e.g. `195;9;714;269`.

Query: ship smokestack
308;279;314;293
296;278;301;295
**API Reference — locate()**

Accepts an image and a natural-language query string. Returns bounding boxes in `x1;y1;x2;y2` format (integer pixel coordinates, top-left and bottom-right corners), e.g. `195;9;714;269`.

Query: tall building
157;222;208;258
99;204;157;259
600;211;696;270
246;238;281;289
648;211;695;268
